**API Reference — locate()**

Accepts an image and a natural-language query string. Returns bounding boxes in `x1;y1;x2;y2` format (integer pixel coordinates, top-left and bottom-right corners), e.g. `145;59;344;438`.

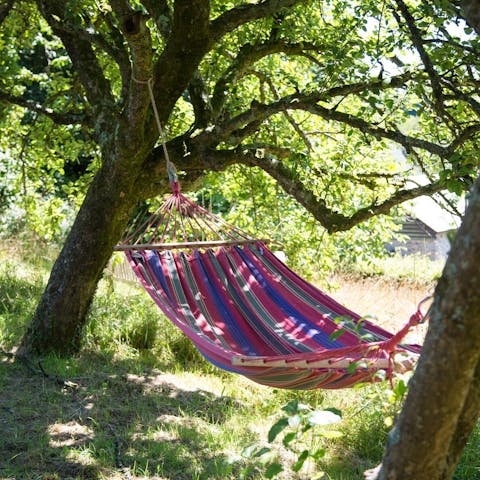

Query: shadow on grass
0;352;248;480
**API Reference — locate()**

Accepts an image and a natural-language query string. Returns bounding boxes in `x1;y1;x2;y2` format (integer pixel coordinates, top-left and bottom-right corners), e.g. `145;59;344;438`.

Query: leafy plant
241;399;343;479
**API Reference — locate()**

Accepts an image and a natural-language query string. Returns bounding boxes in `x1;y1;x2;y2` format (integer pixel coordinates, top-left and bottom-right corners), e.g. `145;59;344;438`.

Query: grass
0;239;479;480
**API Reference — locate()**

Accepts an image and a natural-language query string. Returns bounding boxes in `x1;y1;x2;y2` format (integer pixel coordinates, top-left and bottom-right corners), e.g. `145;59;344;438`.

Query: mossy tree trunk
20;0;212;354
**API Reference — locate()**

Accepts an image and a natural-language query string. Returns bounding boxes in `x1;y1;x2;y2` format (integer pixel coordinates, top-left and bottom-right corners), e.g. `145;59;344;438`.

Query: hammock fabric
117;180;424;390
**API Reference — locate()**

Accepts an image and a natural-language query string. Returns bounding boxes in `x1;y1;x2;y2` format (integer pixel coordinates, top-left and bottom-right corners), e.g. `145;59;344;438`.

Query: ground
0;243;447;479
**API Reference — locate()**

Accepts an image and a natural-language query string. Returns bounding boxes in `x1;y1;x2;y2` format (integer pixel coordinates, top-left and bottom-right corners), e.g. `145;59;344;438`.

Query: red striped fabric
125;243;422;390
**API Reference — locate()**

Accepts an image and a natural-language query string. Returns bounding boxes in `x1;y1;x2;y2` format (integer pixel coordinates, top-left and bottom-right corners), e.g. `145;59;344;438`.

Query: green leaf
312;448;326;460
265;463;283;478
324;407;342;417
393;379;408;398
282;399;299;415
329;328;346;342
292;450;309;472
253;447;271;458
268;417;289;443
282;431;297;447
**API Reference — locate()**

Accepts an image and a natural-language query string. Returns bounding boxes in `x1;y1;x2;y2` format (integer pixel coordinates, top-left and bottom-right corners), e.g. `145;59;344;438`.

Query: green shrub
0;266;43;347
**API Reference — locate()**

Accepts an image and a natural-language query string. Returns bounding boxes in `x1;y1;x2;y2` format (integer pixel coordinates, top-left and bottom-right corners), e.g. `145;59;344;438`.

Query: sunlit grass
0;240;478;479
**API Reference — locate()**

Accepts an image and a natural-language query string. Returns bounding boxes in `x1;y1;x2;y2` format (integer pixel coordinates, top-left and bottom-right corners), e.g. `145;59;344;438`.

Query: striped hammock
116;181;425;390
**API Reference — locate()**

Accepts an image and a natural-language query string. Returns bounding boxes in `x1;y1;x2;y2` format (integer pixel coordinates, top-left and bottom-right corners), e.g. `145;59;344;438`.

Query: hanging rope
133;76;179;191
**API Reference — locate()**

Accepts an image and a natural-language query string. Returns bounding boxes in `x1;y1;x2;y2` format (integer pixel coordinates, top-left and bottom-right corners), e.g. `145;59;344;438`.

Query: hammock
115;174;426;390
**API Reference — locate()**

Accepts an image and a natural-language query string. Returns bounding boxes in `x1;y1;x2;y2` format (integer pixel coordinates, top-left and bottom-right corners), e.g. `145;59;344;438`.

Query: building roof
406;196;462;233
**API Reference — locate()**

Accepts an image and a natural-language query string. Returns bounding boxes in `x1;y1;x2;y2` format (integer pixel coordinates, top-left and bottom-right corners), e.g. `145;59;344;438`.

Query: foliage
194;167;401;278
0;0;475;253
241;399;343;479
347;252;445;285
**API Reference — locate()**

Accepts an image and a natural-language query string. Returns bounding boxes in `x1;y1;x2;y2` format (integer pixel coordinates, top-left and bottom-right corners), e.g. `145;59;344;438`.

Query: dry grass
324;274;433;343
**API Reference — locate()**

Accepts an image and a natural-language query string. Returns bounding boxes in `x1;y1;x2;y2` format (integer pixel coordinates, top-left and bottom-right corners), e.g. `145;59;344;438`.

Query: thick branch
249;153;453;232
199;74;453;159
139;136;461;233
211;0;307;42
151;0;211;122
111;2;153;141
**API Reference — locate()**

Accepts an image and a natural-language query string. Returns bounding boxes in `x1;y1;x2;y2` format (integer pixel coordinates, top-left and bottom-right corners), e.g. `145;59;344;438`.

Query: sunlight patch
48;421;94;447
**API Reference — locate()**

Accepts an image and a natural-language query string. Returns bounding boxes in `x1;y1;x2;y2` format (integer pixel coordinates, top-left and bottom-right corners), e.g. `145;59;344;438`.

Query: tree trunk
376;174;480;480
20;148;143;355
441;359;480;479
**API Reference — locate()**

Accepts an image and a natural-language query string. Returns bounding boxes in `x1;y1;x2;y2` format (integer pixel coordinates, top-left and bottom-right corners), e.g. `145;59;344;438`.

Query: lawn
0;240;478;480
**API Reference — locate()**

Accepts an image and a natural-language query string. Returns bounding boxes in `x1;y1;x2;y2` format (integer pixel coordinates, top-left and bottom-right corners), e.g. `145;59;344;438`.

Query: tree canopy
1;0;478;235
1;1;480;479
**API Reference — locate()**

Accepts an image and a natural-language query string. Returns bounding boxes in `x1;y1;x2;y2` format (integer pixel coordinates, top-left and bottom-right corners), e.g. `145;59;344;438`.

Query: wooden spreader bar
231;356;391;370
114;238;269;251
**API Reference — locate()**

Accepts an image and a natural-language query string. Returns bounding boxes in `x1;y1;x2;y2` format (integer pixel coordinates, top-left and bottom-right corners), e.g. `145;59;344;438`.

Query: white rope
133;75;176;181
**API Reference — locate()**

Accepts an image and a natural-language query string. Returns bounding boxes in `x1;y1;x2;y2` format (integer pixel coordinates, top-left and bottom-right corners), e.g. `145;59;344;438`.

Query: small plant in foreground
241;399;343;479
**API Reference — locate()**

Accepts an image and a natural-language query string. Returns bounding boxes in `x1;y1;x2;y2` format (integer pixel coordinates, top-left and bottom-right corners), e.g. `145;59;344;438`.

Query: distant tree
0;1;478;358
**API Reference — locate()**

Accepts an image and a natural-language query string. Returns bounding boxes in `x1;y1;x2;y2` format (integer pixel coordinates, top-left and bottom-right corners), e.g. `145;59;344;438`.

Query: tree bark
376;174;480;479
19;0;212;355
19;147;144;354
441;359;480;479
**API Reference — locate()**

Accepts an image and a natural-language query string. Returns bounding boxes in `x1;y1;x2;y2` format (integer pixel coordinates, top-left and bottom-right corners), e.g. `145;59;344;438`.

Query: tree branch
441;77;480;118
461;0;480;35
248;152;453;232
198;74;451;159
141;0;172;39
210;0;307;43
111;1;153;139
0;89;88;125
301;103;448;157
188;69;213;128
211;39;322;117
0;0;14;26
150;0;211;122
448;123;480;151
392;0;450;123
248;69;314;151
49;15;130;85
36;0;116;142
